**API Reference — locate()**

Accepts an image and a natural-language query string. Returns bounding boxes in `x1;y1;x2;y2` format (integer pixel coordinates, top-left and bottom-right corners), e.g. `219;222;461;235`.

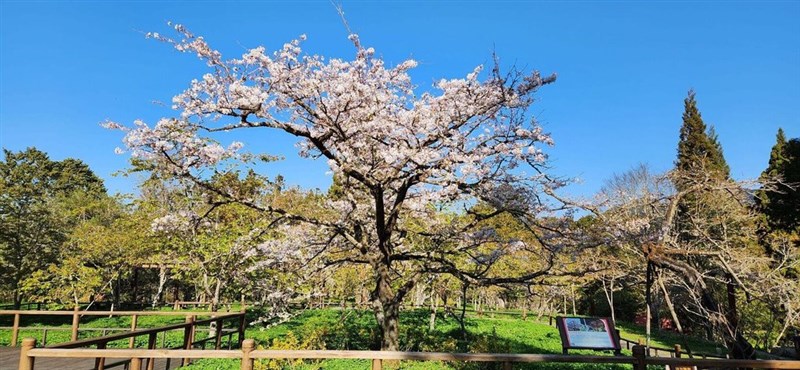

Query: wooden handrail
617;335;728;359
1;309;245;347
21;347;800;369
251;350;638;363
646;356;800;368
29;348;242;359
0;310;216;316
47;313;243;348
1;326;132;331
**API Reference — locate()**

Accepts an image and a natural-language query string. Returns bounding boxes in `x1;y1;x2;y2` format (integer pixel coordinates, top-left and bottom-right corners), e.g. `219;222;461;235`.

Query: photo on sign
562;317;615;349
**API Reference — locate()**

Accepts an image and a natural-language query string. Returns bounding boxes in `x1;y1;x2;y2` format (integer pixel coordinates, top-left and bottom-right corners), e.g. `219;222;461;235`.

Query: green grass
185;309;655;370
614;321;723;356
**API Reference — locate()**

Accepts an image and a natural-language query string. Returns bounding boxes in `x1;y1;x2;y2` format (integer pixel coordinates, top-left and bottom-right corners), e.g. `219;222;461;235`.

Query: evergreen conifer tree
758;128;800;232
675;90;730;187
668;91;759;358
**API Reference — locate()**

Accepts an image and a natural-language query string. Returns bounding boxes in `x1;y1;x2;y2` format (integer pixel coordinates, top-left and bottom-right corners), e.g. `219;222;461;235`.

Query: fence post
793;335;800;360
240;339;255;370
214;317;223;350
189;315;197;345
95;341;107;370
238;310;247;347
673;344;693;370
129;314;138;348
182;315;195;366
632;344;647;370
146;332;157;370
18;337;36;370
502;361;512;370
71;306;80;341
11;313;21;347
371;359;382;370
130;357;142;370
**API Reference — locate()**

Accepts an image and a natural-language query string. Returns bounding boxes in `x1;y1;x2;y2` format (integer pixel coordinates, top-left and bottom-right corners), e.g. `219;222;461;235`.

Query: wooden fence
16;338;800;370
0;309;245;348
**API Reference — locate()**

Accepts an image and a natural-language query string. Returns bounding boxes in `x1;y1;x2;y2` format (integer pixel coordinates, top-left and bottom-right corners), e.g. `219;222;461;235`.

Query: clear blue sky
1;1;798;198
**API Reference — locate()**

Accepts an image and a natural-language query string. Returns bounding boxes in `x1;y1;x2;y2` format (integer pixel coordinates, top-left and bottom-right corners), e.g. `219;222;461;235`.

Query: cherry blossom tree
107;23;564;350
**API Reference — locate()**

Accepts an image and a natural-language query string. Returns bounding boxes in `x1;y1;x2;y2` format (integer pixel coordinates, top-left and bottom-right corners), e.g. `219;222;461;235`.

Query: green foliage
758;128;800;233
0;147;107;307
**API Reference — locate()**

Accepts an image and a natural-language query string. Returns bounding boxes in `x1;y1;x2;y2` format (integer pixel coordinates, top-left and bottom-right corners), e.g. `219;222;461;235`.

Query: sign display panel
555;316;621;354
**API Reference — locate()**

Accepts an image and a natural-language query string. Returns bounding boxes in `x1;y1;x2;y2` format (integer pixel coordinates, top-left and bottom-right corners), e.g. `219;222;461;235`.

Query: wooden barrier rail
11;312;245;370
17;338;800;370
48;312;244;349
0;309;233;347
51;312;244;370
617;336;728;359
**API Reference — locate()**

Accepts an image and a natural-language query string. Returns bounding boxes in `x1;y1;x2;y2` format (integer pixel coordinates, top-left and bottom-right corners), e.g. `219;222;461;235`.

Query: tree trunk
211;279;222;312
726;279;755;359
413;283;427;308
602;278;616;325
522;298;528;321
657;274;683;334
113;275;120;307
13;284;21;310
371;264;402;351
151;266;168;309
458;283;469;347
645;261;653;347
131;267;139;304
570;284;577;316
429;292;438;331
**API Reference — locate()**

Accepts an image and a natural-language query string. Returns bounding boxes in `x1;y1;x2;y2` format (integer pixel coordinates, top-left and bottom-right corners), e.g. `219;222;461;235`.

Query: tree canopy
0;148;106;308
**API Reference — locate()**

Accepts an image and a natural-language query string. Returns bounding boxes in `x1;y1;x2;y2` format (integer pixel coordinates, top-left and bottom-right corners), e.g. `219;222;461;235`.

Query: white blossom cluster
108;23;558;216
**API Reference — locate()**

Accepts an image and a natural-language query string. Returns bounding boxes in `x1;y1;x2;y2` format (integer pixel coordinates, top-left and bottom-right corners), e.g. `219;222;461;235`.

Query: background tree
666;91;759;358
675;90;730;182
0;148;106;308
21;195;128;308
758;128;800;234
754;128;800;348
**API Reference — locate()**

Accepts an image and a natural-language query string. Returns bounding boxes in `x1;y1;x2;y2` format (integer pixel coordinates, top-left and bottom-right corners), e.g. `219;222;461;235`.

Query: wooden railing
15;339;800;370
0;302;46;310
0;308;243;347
617;336;728;359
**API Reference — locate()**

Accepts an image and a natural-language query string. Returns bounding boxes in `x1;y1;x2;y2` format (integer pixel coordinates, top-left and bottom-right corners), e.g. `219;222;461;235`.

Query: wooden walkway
0;347;185;370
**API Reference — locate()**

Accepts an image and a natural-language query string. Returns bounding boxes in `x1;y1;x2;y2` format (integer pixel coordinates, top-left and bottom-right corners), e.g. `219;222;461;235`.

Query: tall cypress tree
675;90;730;188
668;91;758;358
758;128;800;232
673;90;733;245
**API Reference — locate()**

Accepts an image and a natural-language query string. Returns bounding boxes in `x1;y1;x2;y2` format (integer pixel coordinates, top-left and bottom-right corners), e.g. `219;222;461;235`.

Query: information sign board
555;316;621;354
